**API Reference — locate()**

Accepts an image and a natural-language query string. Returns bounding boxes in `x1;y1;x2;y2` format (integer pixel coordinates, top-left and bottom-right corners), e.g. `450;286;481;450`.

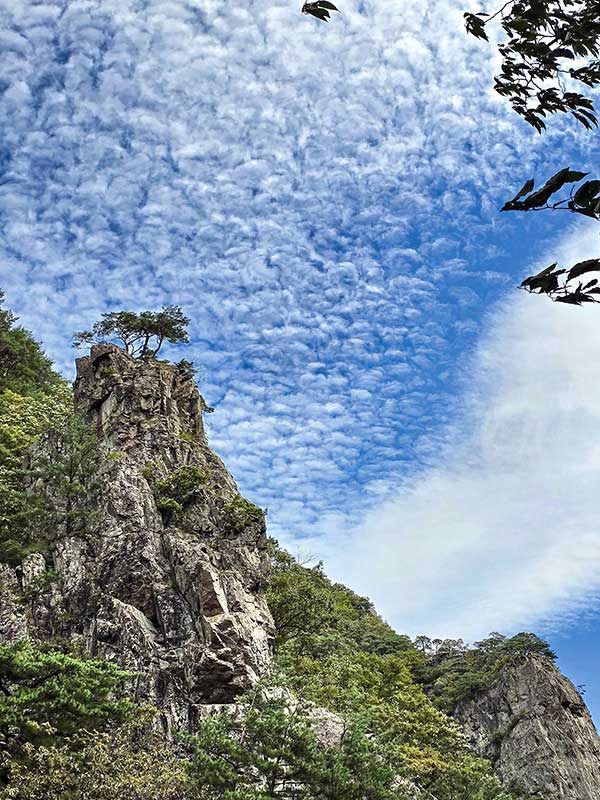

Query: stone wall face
454;655;600;800
1;344;273;731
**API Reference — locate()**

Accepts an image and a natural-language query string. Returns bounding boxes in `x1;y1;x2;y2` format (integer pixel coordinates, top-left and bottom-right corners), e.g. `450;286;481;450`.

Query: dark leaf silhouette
520;168;588;209
302;0;339;21
567;259;600;282
574;180;600;206
520;264;564;294
505;178;534;207
520;259;600;305
464;0;600;131
502;168;590;212
509;169;600;305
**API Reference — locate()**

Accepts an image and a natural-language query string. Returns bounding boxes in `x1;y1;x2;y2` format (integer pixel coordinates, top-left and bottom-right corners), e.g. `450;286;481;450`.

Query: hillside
1;296;599;799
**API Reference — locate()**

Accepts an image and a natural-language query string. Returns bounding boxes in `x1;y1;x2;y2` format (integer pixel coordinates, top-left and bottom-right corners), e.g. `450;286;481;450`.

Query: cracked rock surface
1;344;273;731
453;655;600;799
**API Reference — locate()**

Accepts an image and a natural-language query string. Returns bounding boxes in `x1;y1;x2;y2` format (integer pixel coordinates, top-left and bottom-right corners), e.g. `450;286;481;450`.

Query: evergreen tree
73;306;190;358
28;413;106;548
187;686;401;800
0;641;134;774
0;292;61;397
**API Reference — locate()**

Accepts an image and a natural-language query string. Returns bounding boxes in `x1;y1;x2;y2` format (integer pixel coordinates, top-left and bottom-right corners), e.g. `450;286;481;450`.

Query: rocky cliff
3;343;600;799
0;344;273;731
453;655;600;799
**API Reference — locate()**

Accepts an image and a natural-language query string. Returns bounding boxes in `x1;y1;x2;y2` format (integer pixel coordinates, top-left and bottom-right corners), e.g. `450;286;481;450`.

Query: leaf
464;13;489;41
574;179;600;205
521;168;589;209
305;6;330;20
564;170;589;182
552;48;575;59
509;178;534;204
521;263;565;294
573;206;600;220
566;259;600;282
520;263;559;285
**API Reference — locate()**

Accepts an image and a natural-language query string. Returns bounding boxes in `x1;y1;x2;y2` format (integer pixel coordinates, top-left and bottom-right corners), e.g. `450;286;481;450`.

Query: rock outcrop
453;655;600;799
0;344;273;731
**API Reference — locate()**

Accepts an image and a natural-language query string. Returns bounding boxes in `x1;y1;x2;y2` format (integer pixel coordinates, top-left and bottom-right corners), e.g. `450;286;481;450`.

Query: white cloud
303;224;600;641
1;0;599;643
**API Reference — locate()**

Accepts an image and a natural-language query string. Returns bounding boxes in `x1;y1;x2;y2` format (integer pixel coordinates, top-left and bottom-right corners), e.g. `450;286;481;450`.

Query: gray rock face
454;655;600;799
2;344;274;731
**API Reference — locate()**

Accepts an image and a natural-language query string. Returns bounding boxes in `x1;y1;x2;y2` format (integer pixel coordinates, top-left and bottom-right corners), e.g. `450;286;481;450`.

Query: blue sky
2;0;600;718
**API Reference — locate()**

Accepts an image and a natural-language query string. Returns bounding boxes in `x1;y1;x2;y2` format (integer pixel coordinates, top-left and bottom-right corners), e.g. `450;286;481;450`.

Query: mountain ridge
1;314;599;799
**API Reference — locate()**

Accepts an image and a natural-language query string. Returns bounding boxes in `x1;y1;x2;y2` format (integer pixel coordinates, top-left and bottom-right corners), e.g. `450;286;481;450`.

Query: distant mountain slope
454;654;600;800
1;294;599;799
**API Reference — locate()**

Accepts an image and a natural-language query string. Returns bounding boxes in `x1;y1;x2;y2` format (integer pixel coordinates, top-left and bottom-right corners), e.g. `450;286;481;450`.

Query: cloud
305;224;600;641
1;0;599;643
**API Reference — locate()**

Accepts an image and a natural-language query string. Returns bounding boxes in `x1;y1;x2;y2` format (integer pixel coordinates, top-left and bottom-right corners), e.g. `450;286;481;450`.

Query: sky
1;0;600;717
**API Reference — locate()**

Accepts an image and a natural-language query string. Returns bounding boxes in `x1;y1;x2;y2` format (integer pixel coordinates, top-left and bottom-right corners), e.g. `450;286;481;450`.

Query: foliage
464;0;600;132
73;305;190;358
501;168;600;304
267;544;514;800
224;495;266;534
413;631;556;712
187;685;401;800
27;413;106;547
267;541;409;657
0;298;75;565
0;641;134;762
462;6;600;303
1;720;190;800
301;1;339;23
0;292;61;397
0;402;106;565
151;465;207;522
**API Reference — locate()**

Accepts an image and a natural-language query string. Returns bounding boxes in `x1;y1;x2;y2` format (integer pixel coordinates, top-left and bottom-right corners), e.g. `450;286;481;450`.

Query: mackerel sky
2;0;600;712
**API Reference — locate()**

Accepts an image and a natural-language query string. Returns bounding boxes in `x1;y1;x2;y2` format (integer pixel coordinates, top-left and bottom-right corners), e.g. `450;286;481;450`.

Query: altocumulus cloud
0;0;596;637
311;225;600;641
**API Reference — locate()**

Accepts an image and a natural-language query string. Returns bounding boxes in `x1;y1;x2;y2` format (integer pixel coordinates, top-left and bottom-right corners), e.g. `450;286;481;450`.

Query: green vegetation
0;643;185;798
0;392;105;565
0;641;133;768
268;543;409;656
0;292;62;397
73;306;190;358
146;464;207;522
267;541;515;800
1;722;189;800
413;632;556;712
0;293;108;565
223;494;265;533
28;413;106;547
187;685;399;800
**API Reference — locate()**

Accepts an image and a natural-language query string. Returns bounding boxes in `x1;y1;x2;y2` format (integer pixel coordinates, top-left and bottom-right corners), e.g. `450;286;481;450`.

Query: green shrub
0;641;134;758
98;367;118;379
1;720;190;800
151;465;207;523
223;495;265;533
